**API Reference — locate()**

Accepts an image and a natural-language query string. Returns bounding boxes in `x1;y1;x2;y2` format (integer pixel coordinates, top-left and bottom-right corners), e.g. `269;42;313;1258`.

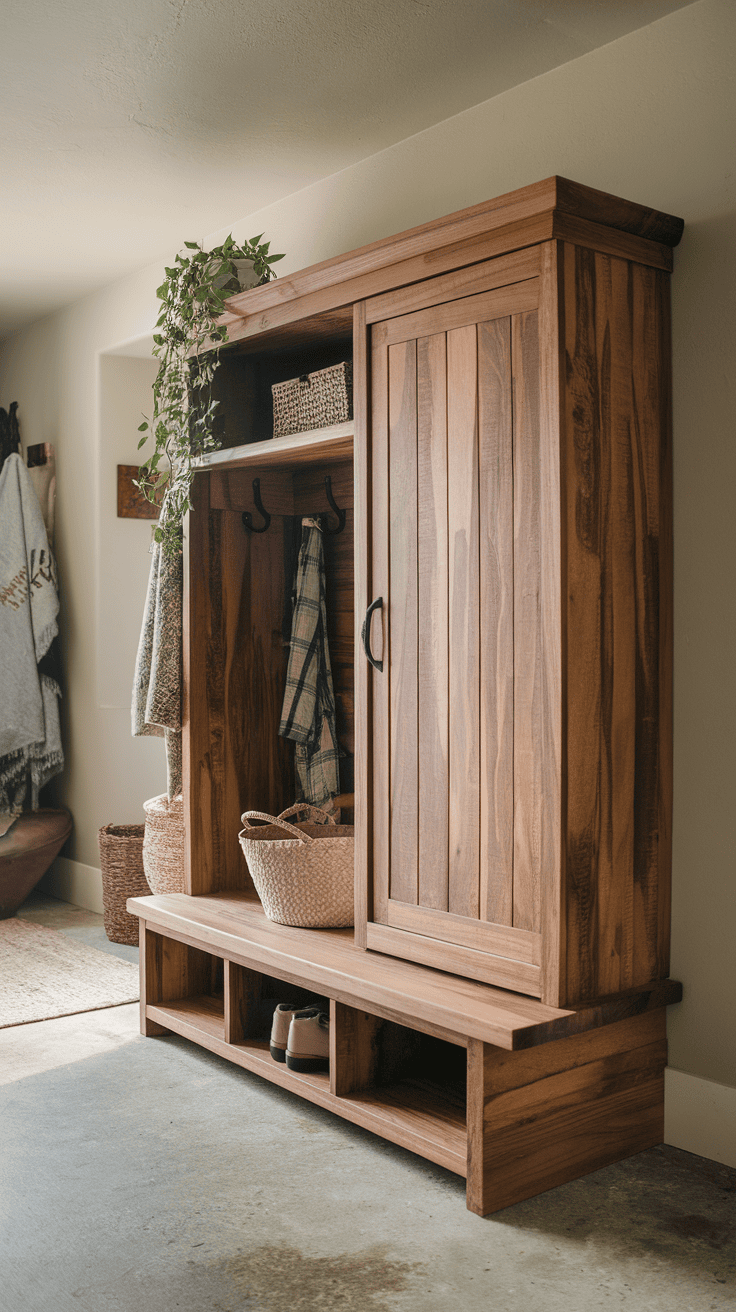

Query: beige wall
1;0;733;1111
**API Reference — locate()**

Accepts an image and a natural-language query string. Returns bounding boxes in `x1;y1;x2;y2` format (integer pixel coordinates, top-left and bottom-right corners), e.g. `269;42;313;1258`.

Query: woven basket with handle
238;804;354;928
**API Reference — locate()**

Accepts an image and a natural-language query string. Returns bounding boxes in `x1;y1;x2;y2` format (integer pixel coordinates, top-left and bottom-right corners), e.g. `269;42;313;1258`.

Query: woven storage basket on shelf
238;804;354;928
142;794;185;895
98;824;150;946
271;361;352;439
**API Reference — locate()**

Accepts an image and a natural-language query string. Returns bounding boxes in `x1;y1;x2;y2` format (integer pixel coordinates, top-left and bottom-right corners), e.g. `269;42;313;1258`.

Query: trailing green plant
136;233;284;554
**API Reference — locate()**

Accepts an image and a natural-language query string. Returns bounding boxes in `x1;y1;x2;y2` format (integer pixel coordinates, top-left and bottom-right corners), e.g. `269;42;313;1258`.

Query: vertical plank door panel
417;332;449;911
370;340;391;924
447;325;481;920
388;339;419;905
477;317;514;926
512;310;543;933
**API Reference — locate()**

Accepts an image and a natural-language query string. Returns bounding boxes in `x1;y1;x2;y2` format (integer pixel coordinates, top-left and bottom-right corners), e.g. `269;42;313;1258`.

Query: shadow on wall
667;207;736;1088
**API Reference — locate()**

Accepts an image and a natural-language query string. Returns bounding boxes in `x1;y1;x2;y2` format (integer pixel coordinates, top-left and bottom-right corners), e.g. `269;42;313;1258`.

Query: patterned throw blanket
0;454;63;818
279;518;340;811
131;495;182;799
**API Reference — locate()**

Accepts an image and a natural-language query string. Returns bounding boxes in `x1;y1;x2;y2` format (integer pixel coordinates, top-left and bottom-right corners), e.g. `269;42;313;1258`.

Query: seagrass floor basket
238;804;354;928
98;823;150;945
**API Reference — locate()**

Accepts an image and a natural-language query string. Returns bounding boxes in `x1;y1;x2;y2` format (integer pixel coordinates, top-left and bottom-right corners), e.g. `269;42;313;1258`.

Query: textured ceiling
1;0;692;337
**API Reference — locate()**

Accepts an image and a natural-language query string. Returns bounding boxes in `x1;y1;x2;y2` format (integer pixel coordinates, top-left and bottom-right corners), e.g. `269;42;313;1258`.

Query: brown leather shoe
285;1008;330;1073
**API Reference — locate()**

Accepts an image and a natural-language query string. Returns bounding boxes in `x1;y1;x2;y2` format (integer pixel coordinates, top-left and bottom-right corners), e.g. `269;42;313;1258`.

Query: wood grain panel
370;340;390;924
466;1008;667;1214
561;244;670;1004
183;474;222;896
388;339;419;905
365;247;540;323
374;279;538;348
416;333;449;910
367;922;541;995
552;212;673;272
477;317;514;926
330;1000;382;1096
224;960;263;1043
132;889;681;1050
386;899;541;965
447;325;481;919
537;241;564;1007
139;921;169;1036
217;177;680;350
512;311;543;933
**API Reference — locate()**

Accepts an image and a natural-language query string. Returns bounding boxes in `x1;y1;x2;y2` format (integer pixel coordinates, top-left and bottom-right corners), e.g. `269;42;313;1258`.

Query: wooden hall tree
131;177;683;1215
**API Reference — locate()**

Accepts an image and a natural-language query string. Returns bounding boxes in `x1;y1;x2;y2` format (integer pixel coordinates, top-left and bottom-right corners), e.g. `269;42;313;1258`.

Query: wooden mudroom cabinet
129;176;684;1215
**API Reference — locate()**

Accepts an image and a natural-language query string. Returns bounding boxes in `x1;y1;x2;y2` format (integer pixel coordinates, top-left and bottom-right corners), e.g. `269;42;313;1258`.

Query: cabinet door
365;277;549;996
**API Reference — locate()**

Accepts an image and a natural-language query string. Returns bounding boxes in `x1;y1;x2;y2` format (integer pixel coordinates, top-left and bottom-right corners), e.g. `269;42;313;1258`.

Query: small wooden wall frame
117;464;162;519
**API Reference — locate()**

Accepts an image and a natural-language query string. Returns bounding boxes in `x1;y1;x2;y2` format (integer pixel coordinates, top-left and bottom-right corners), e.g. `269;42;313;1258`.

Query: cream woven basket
142;794;185;895
238;804;354;928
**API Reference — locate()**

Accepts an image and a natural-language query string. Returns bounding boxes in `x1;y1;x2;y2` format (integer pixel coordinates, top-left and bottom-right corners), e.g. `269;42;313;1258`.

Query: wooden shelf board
132;892;681;1051
145;995;466;1177
193;423;353;473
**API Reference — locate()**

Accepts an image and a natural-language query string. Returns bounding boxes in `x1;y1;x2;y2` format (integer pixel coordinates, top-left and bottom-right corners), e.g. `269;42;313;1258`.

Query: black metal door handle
361;597;383;672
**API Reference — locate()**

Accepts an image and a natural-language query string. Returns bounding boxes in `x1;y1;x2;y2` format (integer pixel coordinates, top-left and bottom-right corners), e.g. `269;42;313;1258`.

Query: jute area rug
0;917;139;1028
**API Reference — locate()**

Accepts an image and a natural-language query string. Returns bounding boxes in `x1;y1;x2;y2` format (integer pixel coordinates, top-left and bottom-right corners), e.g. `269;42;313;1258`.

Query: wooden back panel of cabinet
183;457;355;896
358;239;673;1009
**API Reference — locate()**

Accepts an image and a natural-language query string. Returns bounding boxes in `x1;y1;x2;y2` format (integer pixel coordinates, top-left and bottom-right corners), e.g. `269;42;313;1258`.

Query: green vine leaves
135;233;284;555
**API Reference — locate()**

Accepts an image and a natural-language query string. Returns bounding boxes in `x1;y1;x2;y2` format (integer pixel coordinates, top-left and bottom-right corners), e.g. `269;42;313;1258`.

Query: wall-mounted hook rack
241;474;346;535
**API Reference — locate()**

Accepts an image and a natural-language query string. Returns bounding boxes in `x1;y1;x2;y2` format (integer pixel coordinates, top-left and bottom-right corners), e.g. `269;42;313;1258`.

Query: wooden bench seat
129;892;681;1214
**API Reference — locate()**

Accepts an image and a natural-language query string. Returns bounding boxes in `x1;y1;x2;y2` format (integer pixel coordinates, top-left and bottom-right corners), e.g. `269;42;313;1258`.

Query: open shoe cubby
133;898;679;1210
141;924;467;1176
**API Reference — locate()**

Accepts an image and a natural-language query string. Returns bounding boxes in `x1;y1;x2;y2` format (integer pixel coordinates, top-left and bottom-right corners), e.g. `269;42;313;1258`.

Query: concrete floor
1;895;734;1312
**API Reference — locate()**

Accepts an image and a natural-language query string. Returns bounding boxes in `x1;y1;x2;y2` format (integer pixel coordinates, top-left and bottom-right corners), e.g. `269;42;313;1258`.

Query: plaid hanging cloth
279;518;340;811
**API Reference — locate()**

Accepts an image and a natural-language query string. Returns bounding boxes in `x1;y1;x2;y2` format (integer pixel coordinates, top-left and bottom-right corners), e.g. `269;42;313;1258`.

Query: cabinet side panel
183;476;226;894
537;242;564;1006
563;243;670;1002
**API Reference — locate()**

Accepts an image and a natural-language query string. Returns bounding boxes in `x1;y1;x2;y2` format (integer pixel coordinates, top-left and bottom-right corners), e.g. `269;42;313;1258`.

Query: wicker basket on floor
98;823;150;946
238;803;354;928
142;794;185;895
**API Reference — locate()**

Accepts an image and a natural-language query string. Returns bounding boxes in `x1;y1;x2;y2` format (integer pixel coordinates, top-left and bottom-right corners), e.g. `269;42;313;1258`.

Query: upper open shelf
193;421;354;473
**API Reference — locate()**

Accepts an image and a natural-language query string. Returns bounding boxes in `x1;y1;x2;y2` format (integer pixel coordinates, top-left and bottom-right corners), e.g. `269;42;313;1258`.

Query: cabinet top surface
216;176;683;354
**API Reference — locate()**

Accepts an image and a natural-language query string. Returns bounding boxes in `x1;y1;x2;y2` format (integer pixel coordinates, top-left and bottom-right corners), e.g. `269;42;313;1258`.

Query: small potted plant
136;233;284;554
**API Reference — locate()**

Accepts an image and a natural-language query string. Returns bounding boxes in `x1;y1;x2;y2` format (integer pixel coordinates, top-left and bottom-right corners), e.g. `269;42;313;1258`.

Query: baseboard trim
665;1068;736;1169
39;856;104;915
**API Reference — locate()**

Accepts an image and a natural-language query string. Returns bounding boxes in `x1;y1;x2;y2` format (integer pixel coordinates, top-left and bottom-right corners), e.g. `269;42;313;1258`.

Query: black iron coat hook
241;475;346;535
241;478;271;533
322;475;346;536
